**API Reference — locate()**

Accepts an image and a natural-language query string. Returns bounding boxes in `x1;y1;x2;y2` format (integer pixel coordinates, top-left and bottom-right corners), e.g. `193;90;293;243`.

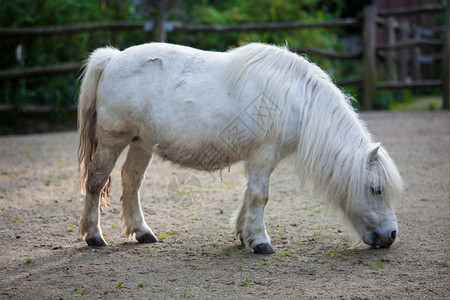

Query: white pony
77;42;404;254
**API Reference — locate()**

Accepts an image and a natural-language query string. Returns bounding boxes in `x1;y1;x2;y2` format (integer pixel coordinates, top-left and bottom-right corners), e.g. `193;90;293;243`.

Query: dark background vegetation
0;0;444;134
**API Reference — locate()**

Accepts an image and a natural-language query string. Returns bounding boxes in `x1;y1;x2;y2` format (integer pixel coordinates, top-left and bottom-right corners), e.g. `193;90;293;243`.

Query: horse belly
153;140;241;171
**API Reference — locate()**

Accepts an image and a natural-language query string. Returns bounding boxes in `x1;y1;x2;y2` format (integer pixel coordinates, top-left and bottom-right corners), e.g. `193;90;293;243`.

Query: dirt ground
0;111;448;299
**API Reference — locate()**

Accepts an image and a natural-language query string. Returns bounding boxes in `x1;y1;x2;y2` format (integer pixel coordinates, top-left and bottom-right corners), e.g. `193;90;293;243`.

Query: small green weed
26;258;33;264
138;281;149;288
241;278;252;286
377;261;385;269
158;233;168;240
179;290;191;297
277;250;290;259
325;250;336;257
225;248;234;254
68;226;74;232
260;259;271;266
237;264;243;271
116;282;124;289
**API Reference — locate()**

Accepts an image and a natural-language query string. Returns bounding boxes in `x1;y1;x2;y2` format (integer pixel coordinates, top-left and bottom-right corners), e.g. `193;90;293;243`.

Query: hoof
253;243;275;255
85;236;107;247
136;232;158;244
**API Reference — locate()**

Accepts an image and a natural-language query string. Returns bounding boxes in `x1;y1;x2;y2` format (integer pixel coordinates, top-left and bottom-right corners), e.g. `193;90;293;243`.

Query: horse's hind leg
233;145;279;254
120;143;158;243
79;143;124;247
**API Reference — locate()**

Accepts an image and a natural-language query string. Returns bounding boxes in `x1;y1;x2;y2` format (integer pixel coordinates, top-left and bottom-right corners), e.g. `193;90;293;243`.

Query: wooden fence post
443;1;449;109
363;4;376;110
413;27;421;81
154;18;167;42
399;21;410;81
387;17;397;81
153;0;168;42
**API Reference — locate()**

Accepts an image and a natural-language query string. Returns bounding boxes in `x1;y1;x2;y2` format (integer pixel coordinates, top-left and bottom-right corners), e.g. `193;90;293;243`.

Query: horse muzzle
362;227;397;248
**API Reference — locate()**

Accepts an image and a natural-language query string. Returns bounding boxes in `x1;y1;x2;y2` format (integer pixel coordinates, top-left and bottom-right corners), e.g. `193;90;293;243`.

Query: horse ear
369;144;381;162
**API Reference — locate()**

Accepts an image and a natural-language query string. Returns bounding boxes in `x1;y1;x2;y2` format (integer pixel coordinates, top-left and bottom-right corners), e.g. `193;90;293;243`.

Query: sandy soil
0;112;448;299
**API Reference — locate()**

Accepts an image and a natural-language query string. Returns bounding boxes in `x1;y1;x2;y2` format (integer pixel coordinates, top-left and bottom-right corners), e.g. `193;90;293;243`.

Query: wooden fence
0;3;447;112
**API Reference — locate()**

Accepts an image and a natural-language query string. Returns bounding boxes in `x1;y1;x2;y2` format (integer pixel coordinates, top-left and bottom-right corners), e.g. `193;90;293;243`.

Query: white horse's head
344;145;403;248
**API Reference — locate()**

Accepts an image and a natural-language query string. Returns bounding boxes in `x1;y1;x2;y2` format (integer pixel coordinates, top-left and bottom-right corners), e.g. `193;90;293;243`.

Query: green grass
260;259;271;266
277;250;290;259
11;218;23;224
241;278;252;286
138;281;149;288
157;233;168;240
389;96;442;111
115;282;124;289
179;290;191;297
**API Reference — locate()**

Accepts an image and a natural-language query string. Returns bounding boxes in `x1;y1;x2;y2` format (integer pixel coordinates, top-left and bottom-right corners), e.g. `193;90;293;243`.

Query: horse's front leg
233;145;279;254
120;143;158;243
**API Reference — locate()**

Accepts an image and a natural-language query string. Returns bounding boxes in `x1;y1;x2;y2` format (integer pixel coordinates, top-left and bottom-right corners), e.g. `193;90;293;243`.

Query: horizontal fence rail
378;4;446;16
0;19;360;37
0;62;81;80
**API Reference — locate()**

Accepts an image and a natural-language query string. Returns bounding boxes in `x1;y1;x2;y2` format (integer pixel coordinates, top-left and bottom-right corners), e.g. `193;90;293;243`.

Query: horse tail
77;47;119;204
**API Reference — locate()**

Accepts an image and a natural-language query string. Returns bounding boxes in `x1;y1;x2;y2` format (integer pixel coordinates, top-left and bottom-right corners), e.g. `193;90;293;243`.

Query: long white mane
222;43;403;238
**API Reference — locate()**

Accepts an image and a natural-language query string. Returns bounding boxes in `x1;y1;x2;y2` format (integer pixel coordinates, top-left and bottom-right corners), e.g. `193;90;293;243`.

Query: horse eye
371;186;382;195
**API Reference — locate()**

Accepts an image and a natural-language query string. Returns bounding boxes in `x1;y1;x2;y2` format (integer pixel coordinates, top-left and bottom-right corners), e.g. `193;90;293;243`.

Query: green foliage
138;281;150;288
277;249;291;259
241;278;252;286
1;0;364;121
0;0;146;117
